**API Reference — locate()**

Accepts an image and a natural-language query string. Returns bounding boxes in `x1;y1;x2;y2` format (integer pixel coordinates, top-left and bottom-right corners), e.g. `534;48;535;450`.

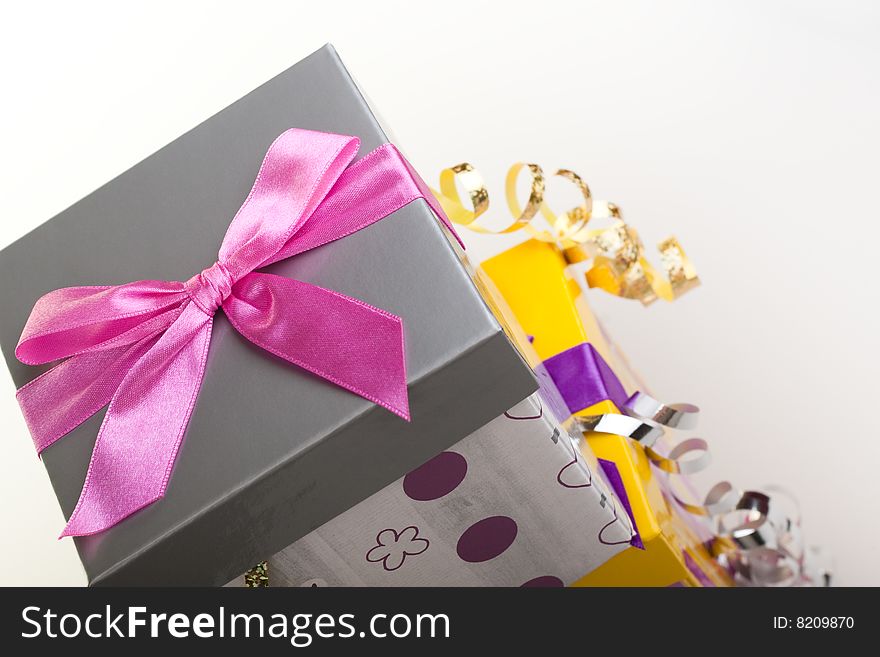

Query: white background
1;0;877;586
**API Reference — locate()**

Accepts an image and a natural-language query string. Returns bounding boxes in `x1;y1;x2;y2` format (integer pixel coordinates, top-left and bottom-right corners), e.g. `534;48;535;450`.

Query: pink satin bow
15;128;458;537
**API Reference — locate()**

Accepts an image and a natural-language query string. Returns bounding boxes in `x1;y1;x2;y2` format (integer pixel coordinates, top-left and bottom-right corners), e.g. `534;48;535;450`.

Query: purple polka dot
521;575;564;588
456;516;518;563
403;451;467;501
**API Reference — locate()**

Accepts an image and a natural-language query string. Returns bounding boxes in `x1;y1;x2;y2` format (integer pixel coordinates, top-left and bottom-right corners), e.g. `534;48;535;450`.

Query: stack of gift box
0;45;821;587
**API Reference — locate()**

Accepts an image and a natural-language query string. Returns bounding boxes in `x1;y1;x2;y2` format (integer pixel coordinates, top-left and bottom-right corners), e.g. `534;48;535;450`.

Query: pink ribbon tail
61;302;213;537
226;272;409;420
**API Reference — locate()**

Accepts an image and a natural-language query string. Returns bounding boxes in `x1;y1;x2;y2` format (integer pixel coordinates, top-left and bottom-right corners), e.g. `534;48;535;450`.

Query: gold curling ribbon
432;163;699;305
244;561;269;587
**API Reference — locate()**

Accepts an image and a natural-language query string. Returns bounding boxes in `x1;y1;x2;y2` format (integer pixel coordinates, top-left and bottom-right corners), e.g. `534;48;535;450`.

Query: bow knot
185;261;234;315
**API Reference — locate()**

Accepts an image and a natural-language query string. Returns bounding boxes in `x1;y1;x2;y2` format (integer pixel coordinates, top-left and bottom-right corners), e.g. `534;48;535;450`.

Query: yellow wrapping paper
428;160;818;587
480;238;731;587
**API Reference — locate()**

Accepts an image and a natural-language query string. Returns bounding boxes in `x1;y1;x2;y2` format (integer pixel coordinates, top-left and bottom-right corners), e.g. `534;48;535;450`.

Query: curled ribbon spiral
673;481;816;586
576;391;711;477
577;392;821;586
432;163;699;305
433;160;821;585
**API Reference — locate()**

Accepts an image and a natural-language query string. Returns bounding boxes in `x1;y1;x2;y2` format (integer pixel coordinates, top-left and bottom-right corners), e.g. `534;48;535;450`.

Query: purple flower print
366;526;429;571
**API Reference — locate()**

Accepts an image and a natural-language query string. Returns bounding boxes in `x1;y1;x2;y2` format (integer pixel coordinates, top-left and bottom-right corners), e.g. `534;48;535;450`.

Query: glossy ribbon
434;159;822;585
672;482;811;586
521;293;812;584
15;128;458;537
566;363;819;585
625;405;817;586
541;346;711;476
431;162;699;305
542;343;630;413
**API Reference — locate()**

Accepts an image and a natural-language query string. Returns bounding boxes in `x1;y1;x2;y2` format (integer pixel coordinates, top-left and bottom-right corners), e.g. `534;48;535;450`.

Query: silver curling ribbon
578;390;822;586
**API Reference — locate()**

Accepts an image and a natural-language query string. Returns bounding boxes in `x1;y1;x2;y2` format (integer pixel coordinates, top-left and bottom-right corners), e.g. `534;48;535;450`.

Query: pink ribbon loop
14;128;458;537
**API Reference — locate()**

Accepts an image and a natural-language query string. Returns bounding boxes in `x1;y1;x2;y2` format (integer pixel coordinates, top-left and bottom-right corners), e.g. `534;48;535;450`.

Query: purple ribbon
598;458;645;550
542;342;645;548
542;342;630;414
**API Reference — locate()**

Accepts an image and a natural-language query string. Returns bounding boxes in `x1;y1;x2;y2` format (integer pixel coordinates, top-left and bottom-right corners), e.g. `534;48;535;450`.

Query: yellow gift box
481;238;731;587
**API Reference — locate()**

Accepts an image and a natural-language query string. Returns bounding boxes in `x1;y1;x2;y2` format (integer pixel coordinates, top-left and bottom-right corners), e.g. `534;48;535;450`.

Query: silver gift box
230;389;633;587
0;45;536;585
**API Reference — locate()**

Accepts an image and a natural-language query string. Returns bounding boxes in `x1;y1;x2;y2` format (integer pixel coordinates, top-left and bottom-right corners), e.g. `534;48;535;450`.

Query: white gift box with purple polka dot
228;391;633;587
